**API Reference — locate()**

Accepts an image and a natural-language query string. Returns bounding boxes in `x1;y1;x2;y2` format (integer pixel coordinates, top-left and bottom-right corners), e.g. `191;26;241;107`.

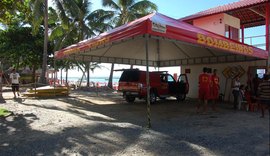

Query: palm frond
32;0;44;34
130;0;157;14
53;0;70;26
119;0;135;9
49;26;64;41
102;0;120;11
87;9;115;23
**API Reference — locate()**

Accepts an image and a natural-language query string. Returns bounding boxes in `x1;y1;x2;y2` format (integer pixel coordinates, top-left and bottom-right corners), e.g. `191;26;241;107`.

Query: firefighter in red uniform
211;69;220;111
197;67;211;114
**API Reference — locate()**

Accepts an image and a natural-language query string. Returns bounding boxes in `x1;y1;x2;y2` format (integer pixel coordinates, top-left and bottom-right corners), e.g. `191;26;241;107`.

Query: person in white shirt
232;76;241;110
10;69;20;98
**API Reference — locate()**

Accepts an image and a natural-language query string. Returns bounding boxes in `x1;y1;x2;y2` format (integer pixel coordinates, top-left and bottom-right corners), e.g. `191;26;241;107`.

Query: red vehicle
118;69;189;103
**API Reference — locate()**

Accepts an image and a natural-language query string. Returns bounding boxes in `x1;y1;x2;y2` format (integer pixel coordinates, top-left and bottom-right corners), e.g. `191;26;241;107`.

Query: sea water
68;77;119;82
66;76;120;85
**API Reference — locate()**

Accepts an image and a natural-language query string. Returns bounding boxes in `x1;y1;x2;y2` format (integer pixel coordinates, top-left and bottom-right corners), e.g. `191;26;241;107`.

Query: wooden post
241;25;245;43
228;26;231;39
145;35;151;128
53;57;56;96
266;2;270;73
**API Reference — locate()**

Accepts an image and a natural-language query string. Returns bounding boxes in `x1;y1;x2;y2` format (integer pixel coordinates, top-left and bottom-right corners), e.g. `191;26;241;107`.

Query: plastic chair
245;92;258;112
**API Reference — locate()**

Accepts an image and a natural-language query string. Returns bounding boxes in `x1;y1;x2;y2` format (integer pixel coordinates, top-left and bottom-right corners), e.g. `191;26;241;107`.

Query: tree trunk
130;65;133;69
39;0;48;84
16;58;20;71
60;69;62;84
31;65;36;83
108;63;114;89
86;62;90;87
79;73;86;87
65;66;68;85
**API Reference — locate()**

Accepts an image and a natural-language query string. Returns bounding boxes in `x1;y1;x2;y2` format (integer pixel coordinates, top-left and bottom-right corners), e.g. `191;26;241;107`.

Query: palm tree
53;0;113;41
50;0;113;85
102;0;157;88
41;0;48;84
31;0;49;84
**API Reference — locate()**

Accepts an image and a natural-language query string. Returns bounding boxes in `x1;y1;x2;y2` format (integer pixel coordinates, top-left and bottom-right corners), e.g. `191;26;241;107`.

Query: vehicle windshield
119;70;140;82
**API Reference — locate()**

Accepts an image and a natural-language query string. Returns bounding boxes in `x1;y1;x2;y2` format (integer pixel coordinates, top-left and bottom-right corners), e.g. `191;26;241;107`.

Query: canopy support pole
157;39;160;71
145;35;151;128
54;55;57;96
266;2;270;73
241;25;245;44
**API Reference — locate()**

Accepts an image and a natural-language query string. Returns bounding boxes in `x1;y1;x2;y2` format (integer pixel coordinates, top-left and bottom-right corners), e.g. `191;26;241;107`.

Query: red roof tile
180;0;269;22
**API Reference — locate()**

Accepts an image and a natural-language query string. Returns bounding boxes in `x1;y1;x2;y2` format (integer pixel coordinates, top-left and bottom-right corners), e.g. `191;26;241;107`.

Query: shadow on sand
0;92;269;155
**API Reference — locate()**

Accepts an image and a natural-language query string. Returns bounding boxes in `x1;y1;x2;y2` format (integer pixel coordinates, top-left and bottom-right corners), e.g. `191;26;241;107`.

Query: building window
225;25;239;41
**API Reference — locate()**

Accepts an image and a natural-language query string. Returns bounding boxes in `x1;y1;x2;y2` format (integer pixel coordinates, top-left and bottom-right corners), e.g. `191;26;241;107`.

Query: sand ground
0;90;269;156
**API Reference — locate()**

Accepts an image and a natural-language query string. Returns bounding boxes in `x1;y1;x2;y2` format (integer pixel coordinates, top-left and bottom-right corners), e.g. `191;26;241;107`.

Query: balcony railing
240;35;266;50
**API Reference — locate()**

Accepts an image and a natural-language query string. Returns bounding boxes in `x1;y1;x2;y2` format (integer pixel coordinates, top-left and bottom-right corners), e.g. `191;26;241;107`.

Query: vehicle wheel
177;94;186;101
150;90;157;104
126;96;135;103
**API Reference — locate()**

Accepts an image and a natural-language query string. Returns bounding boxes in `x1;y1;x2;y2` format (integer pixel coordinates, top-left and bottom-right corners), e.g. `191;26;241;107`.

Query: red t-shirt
211;74;219;90
199;73;210;89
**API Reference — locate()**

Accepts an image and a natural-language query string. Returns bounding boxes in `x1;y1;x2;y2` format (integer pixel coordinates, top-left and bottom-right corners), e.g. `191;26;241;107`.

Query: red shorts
199;88;210;100
212;89;219;99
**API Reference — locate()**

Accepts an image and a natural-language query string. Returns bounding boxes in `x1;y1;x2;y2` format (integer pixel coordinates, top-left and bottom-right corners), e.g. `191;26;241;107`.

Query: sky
90;0;241;19
50;0;242;19
49;0;266;79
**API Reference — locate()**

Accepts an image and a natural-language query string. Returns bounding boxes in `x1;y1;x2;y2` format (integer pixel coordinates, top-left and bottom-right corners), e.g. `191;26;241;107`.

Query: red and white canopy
55;13;268;67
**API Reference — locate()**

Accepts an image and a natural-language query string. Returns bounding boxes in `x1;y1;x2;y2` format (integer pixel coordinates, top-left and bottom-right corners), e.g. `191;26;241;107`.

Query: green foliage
0;108;12;117
50;0;114;51
0;0;31;26
0;26;53;69
102;0;158;88
102;0;158;26
0;0;158;83
30;0;46;34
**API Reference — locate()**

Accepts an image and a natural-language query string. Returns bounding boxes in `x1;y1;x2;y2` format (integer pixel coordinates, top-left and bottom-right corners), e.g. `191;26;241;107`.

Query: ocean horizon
63;76;120;84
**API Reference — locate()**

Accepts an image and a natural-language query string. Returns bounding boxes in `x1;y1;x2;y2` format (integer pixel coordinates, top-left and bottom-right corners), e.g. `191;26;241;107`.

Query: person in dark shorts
10;69;20;98
252;74;261;97
258;74;270;118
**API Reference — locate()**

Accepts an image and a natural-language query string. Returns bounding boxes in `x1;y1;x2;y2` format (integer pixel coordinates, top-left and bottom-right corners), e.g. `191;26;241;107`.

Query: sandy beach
0;89;269;156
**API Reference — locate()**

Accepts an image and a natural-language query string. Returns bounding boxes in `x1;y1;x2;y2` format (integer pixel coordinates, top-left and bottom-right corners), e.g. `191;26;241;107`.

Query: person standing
258;74;270;118
232;76;241;110
197;67;211;114
10;69;20;98
211;69;220;111
252;74;260;97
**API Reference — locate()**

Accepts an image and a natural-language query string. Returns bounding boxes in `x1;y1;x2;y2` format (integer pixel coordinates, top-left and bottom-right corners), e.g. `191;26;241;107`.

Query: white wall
193;13;240;36
181;60;266;101
193;13;225;36
224;13;240;29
